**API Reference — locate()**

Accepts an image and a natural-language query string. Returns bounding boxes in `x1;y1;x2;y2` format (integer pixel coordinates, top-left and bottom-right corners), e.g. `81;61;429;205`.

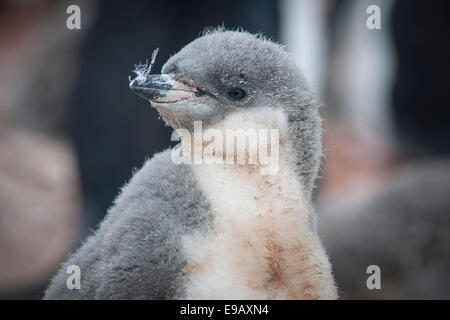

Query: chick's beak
129;73;201;104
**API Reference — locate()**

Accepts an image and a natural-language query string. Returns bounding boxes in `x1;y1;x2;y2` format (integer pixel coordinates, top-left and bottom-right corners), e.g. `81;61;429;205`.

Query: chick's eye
228;88;246;100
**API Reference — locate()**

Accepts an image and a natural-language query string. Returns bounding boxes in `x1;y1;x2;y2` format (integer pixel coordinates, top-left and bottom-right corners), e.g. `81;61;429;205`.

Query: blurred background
0;0;449;299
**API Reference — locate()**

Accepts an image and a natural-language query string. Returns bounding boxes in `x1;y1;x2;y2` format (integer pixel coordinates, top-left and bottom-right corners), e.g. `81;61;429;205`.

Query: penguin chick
44;30;337;300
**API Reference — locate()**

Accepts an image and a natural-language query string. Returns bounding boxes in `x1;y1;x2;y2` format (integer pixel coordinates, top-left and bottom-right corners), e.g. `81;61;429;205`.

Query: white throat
179;107;337;300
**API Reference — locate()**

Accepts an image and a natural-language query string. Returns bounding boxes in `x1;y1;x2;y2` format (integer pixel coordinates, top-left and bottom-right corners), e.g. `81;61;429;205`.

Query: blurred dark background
0;0;449;299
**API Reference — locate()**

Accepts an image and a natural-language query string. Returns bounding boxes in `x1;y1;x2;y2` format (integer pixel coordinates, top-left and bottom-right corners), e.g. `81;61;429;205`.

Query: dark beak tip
128;73;198;103
129;76;141;90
